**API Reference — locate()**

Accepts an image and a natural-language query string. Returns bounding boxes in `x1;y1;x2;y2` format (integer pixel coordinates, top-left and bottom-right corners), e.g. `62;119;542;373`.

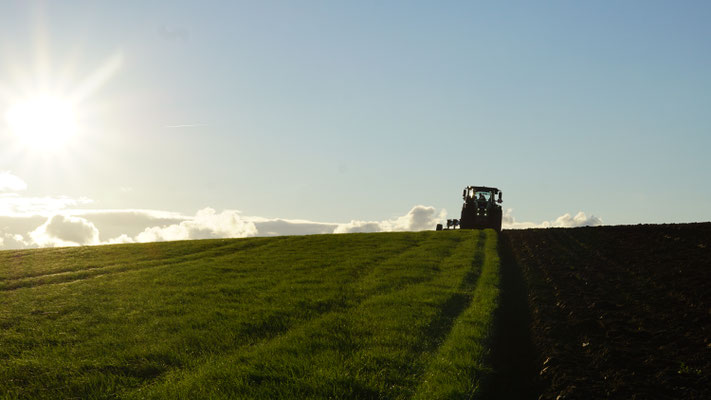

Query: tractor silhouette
436;186;503;232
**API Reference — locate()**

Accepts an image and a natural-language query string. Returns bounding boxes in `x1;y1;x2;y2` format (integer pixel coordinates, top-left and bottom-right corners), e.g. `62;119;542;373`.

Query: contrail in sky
165;123;207;128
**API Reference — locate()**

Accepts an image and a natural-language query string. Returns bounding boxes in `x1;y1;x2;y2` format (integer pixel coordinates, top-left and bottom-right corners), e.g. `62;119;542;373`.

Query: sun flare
5;95;77;150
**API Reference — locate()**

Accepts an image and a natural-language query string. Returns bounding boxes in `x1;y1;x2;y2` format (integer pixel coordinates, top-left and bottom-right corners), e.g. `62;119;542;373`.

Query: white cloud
0;172;27;192
0;193;93;216
546;211;603;228
71;209;188;241
0;205;449;249
248;217;337;236
0;173;94;217
333;221;384;234
334;205;446;233
30;214;101;247
135;208;257;242
503;208;602;229
502;208;540;229
106;234;135;244
0;232;31;249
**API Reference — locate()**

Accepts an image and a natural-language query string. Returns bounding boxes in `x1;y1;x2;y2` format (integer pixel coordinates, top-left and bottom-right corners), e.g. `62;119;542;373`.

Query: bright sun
0;5;124;160
5;95;77;151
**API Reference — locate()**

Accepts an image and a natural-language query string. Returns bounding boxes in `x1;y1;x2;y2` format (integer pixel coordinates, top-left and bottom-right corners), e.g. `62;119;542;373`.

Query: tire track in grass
208;232;462;351
414;230;487;367
0;239;258;286
3;234;447;400
129;233;465;392
5;233;437;339
0;238;285;291
336;231;483;399
8;232;457;400
0;238;274;281
2;232;470;399
413;229;501;400
0;234;406;394
124;232;475;399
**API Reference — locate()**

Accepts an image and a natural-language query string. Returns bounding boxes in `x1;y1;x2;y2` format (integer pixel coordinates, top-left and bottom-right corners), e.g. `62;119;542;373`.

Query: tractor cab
463;187;502;208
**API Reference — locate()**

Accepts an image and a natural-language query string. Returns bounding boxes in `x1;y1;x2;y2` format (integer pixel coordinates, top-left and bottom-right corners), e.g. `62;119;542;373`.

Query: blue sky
0;1;709;247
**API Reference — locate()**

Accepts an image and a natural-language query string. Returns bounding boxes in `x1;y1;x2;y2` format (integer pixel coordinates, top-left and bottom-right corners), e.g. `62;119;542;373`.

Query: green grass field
0;230;500;399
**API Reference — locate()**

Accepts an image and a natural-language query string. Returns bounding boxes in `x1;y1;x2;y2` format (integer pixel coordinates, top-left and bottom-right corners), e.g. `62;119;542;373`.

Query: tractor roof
466;186;501;193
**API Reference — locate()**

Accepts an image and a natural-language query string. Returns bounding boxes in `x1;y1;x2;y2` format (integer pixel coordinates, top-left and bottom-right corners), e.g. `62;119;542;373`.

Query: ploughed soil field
501;223;710;399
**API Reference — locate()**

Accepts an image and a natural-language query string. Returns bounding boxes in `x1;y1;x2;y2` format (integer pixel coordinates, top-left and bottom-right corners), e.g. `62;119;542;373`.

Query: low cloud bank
334;205;446;233
248;218;337;236
30;215;100;247
503;209;602;229
135;208;257;243
0;204;450;249
0;172;603;249
0;205;604;249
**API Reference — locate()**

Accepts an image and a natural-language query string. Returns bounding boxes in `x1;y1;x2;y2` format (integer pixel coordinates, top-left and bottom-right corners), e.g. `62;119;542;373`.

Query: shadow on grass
479;232;541;399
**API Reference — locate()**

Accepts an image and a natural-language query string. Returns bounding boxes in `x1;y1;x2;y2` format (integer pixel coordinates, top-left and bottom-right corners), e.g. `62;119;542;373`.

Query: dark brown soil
501;223;710;399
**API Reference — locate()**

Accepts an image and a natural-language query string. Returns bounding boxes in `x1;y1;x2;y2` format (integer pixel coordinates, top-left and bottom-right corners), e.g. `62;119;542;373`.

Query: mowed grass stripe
1;232;459;399
129;231;483;399
414;229;501;399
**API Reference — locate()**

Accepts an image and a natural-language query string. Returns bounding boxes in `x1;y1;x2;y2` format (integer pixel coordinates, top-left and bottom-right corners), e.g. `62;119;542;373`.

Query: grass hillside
0;230;500;399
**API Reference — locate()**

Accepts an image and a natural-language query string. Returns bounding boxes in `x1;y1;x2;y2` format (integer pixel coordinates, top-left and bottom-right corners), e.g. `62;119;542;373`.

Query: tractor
436;186;503;232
